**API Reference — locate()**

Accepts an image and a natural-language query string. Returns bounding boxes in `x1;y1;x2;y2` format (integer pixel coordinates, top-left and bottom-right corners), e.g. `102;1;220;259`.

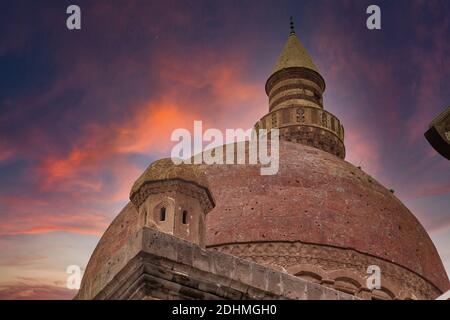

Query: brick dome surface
200;142;448;292
80;141;449;295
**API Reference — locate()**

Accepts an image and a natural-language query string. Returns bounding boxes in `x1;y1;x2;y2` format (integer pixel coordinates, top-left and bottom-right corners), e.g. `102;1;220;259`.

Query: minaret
256;18;345;158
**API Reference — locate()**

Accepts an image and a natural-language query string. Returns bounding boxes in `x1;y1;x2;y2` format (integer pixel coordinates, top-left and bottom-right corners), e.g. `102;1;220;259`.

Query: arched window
371;288;395;300
333;277;360;295
160;207;166;221
182;210;188;224
294;271;322;284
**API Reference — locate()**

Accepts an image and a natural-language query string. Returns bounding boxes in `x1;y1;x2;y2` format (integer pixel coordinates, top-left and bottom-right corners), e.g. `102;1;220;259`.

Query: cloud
0;208;109;237
1;33;264;240
0;134;17;163
38;102;195;187
407;184;450;199
0;191;112;238
0;255;46;267
405;5;450;144
34;44;265;198
0;281;75;300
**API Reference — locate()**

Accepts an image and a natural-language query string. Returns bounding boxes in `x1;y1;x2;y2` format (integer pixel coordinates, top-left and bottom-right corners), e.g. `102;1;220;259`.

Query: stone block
280;273;307;300
217;286;243;300
145;229;178;261
229;279;249;293
266;270;283;296
233;258;252;284
305;282;324;300
246;286;270;300
192;247;212;272
210;253;236;280
250;263;269;291
176;240;194;266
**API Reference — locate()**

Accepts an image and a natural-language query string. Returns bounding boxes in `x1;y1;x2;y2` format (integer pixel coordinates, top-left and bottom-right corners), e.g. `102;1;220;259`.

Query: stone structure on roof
75;21;449;301
129;158;215;247
257;22;345;159
425;106;450;160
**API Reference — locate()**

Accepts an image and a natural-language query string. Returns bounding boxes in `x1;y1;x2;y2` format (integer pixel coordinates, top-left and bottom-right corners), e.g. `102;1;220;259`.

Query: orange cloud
37;53;265;200
39;101;199;188
0;281;74;300
0;226;102;237
0;207;109;237
4;46;265;239
407;184;450;199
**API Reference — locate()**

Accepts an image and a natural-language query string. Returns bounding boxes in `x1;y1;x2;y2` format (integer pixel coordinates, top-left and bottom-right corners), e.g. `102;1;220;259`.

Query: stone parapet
75;228;356;300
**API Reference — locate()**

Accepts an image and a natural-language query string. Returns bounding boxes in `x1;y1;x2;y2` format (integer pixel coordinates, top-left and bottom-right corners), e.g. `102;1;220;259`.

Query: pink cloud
0;201;110;237
1;46;265;239
0;282;75;300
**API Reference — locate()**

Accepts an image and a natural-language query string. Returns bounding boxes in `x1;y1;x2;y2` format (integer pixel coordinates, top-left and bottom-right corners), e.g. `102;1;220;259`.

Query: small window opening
160;207;166;221
182;210;188;224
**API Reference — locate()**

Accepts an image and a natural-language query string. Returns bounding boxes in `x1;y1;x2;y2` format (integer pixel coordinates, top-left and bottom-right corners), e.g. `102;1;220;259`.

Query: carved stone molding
208;241;441;300
266;67;326;94
131;179;214;214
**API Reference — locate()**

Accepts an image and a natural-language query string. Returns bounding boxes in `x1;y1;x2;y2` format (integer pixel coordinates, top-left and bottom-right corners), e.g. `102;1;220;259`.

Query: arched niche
149;198;175;227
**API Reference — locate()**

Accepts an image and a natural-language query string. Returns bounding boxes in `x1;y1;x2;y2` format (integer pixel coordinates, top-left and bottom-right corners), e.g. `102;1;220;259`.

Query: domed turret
130;158;215;247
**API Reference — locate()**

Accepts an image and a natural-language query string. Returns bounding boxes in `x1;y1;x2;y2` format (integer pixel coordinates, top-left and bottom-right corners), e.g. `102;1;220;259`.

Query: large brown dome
79;141;448;300
199;141;448;298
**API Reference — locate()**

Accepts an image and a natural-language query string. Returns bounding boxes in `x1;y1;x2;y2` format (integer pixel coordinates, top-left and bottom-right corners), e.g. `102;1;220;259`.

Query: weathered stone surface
76;228;353;300
78;139;449;300
130;158;212;202
281;272;307;300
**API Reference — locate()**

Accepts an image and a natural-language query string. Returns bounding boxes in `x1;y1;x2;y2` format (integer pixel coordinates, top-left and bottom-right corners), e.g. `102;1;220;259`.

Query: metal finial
289;16;295;34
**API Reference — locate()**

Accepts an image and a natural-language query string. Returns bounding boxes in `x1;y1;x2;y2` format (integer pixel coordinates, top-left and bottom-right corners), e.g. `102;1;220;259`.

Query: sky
0;0;449;299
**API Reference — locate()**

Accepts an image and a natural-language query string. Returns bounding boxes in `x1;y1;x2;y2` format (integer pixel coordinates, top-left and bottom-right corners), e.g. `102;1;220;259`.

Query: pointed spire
290;16;295;35
270;23;320;76
261;21;342;158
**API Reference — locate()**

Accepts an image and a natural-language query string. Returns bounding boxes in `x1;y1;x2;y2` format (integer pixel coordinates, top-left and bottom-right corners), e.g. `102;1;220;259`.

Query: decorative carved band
208;242;441;300
265;67;326;94
131;179;214;214
279;126;345;158
258;106;345;158
269;93;323;110
260;106;343;139
269;83;322;102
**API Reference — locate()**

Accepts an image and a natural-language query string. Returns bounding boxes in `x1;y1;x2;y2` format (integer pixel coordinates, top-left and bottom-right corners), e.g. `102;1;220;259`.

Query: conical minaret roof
261;19;344;158
270;32;320;76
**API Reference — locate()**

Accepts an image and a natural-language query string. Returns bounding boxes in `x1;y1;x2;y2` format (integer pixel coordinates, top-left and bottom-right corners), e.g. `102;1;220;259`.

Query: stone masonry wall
75;227;356;300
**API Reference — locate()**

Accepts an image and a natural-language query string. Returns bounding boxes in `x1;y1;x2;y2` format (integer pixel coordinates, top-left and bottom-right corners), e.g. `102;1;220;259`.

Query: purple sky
0;0;449;299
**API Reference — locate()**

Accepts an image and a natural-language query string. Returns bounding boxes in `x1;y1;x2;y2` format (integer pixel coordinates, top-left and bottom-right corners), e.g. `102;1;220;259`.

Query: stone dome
79;141;448;299
129;157;213;203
